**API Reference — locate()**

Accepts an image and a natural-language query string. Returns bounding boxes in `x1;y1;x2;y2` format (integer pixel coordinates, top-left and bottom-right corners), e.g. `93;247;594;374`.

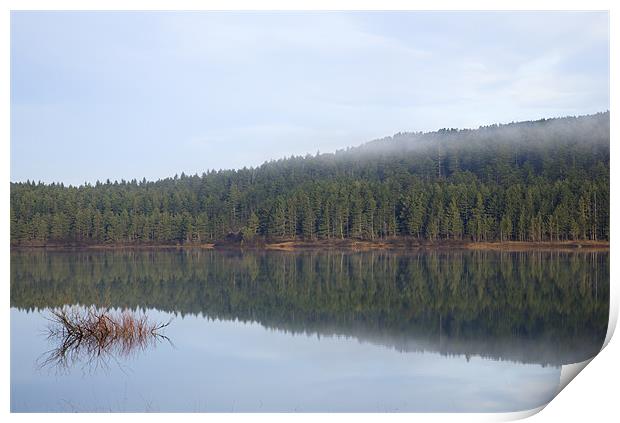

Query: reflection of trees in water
39;306;171;372
12;249;608;366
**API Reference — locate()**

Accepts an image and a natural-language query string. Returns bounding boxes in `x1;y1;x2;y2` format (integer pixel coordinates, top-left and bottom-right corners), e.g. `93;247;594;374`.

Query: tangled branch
39;306;172;372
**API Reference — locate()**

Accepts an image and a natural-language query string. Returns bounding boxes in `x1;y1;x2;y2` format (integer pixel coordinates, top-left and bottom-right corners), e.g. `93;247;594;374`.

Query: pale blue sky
11;11;609;186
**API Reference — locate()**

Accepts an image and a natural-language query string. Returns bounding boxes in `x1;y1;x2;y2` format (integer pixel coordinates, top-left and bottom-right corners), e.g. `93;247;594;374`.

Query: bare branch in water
39;306;172;372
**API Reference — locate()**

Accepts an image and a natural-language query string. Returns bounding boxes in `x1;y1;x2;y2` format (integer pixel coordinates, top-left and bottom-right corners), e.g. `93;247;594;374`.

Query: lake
10;249;609;412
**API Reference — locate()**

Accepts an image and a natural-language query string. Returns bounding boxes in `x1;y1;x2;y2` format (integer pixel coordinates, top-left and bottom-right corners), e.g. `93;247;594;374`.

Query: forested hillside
10;112;609;246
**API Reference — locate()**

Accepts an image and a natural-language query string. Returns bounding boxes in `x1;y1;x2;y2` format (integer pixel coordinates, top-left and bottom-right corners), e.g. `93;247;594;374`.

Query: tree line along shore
10;240;610;252
11;112;609;248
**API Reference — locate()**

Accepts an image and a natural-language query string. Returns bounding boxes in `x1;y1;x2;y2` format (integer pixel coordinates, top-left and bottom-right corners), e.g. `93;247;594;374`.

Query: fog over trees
10;112;609;245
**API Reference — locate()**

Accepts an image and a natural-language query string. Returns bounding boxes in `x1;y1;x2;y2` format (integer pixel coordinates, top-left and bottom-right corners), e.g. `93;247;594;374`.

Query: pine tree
244;211;260;240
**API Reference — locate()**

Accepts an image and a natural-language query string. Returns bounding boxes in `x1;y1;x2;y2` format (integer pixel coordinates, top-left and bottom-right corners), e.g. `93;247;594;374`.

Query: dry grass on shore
13;239;608;252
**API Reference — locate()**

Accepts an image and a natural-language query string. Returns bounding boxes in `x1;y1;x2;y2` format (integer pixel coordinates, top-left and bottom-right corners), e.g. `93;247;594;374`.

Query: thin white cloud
10;11;609;185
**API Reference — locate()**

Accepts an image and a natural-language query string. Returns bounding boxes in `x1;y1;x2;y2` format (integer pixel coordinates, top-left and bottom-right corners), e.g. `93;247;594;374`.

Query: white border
2;2;616;422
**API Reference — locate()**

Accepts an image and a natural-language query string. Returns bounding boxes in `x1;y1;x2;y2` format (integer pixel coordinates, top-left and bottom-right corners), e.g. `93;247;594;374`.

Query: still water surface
10;249;609;412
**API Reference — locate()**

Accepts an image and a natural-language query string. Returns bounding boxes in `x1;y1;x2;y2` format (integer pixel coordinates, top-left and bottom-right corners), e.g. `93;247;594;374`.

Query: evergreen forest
10;112;610;246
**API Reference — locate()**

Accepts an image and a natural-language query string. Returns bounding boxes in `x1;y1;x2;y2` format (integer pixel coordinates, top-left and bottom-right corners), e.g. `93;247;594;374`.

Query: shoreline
10;239;610;253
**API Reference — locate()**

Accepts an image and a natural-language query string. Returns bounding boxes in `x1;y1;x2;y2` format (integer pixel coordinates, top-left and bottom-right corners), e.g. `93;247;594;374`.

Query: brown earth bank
263;239;609;252
11;239;609;252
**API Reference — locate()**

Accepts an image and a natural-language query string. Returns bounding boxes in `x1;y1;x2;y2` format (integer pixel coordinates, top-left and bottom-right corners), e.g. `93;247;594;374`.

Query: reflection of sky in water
11;308;560;412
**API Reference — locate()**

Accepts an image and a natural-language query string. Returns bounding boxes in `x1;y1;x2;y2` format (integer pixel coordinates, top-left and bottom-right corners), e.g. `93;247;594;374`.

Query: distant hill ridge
10;111;610;246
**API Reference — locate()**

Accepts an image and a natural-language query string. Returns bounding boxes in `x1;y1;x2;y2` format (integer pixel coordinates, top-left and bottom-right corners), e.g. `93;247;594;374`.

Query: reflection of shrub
39;306;171;371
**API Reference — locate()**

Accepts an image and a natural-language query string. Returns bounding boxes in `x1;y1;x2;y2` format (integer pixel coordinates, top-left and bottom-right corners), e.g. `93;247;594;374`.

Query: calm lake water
10;249;609;412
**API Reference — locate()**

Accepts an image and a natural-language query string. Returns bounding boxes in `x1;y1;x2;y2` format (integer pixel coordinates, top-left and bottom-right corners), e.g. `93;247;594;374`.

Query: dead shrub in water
39;306;171;371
